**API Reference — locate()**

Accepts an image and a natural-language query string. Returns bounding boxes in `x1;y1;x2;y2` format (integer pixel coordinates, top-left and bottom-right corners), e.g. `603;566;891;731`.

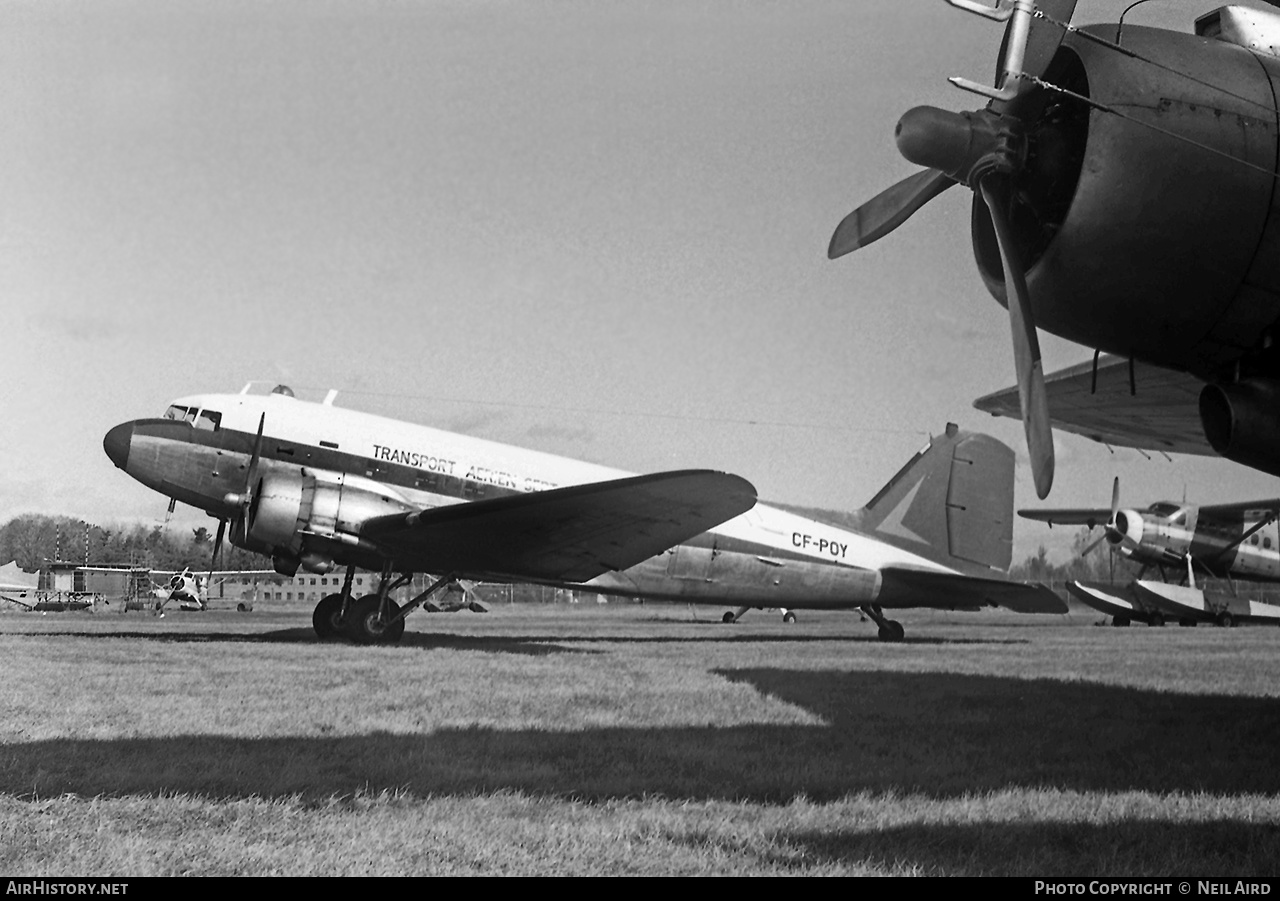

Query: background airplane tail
860;423;1015;574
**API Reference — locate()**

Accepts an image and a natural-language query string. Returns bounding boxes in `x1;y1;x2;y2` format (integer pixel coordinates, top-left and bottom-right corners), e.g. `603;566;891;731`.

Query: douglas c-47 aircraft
103;385;1064;644
1023;479;1280;627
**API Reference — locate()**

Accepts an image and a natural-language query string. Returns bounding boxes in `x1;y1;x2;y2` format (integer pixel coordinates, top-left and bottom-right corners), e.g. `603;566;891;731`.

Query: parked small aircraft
830;1;1280;495
103;385;1064;643
1021;478;1280;626
0;560;40;610
149;567;276;613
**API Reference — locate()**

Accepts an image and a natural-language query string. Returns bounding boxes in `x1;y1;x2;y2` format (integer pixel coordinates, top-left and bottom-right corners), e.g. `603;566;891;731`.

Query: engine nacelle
972;24;1280;374
1199;379;1280;477
1112;509;1145;549
246;469;415;556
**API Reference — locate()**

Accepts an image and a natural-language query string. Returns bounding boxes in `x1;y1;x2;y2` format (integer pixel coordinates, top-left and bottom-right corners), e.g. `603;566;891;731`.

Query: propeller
1080;476;1121;558
224;414;266;540
828;0;1079;499
205;516;227;603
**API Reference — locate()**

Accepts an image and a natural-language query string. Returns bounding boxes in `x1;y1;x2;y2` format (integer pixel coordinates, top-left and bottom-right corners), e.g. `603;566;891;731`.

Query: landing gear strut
313;565;357;640
860;604;904;642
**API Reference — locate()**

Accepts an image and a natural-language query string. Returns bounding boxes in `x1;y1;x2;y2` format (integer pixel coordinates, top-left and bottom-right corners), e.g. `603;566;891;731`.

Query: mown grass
0;604;1278;875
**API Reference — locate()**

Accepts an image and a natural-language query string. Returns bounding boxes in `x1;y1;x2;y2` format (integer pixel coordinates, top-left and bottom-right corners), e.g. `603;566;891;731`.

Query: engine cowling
972;25;1280;375
1112;509;1145;550
243;469;415;558
1199;378;1280;477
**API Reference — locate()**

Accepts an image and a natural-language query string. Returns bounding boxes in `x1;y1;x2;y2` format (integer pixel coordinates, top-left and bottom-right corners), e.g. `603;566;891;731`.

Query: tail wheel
312;593;345;639
1217;612;1236;628
345;595;406;645
721;611;736;623
782;611;797;624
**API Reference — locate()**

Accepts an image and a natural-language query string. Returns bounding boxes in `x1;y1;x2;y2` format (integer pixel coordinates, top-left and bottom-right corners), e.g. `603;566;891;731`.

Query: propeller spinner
829;0;1079;500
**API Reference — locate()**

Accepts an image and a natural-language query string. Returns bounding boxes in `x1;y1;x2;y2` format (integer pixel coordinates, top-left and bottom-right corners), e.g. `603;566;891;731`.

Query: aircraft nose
103;422;133;470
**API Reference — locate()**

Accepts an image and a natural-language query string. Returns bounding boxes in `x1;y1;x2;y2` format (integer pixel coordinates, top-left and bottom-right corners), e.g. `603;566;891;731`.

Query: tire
877;620;905;642
782;612;797;624
1217;612;1236;628
312;593;345;639
345;595;405;645
722;611;736;623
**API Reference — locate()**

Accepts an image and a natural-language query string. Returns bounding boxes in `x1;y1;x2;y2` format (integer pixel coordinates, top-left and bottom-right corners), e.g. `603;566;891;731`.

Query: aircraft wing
360;470;758;583
1017;508;1112;527
973;354;1213;456
1197;499;1280;521
878;566;1068;613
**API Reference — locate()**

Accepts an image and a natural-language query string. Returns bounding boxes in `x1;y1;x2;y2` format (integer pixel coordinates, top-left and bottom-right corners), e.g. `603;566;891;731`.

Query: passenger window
1252;535;1260;546
1267;538;1273;550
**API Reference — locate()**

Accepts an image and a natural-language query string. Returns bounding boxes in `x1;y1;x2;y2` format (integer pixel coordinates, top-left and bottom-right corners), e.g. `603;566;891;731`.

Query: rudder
861;423;1015;574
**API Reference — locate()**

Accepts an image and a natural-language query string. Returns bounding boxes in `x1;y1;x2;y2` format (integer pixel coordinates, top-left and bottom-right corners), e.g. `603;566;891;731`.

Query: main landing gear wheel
877;620;905;642
313;593;345;639
782;611;797;624
345;595;406;645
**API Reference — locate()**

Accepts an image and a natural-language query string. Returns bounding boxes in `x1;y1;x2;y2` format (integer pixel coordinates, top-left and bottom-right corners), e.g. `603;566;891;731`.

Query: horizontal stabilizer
361;470;757;583
877;567;1066;614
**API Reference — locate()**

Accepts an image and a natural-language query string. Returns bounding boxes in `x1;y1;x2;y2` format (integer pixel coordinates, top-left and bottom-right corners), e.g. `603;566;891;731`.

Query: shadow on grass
0;628;586;657
3;670;1279;806
694;820;1280;876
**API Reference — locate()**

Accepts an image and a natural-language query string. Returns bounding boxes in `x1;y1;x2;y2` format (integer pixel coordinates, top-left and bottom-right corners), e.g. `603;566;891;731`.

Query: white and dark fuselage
103;388;1015;614
1108;503;1280;582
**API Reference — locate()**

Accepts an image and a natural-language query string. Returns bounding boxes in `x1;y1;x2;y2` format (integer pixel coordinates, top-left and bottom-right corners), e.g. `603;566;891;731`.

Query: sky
3;0;1278;565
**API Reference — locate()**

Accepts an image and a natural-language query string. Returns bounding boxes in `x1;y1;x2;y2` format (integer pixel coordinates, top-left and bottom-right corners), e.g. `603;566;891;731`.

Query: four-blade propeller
828;0;1079;499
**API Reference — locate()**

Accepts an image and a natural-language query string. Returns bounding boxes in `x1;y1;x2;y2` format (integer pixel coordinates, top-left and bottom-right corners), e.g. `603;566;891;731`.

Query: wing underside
360;470;758;584
973;355;1212;456
878;566;1067;614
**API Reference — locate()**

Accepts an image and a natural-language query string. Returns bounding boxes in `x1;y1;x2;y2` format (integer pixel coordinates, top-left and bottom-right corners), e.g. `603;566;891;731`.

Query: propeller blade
1108;476;1120;527
1080;531;1108;558
208;518;226;584
990;0;1077;111
979;175;1054;499
828;169;955;259
246;414;265;490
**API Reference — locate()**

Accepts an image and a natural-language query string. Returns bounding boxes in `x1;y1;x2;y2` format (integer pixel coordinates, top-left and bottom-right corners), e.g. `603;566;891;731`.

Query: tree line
0;514;264;573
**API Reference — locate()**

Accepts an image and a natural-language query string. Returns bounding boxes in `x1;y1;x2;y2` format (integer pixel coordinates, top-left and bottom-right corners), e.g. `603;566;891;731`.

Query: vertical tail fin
861;423;1015;574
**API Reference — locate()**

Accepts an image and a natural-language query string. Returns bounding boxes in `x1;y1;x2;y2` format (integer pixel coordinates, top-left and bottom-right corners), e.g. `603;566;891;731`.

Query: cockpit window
164;405;189;421
1148;503;1180;517
195;409;222;431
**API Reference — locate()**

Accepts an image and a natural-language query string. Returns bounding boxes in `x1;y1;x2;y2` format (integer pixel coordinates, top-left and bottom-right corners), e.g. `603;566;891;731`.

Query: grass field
1;602;1278;876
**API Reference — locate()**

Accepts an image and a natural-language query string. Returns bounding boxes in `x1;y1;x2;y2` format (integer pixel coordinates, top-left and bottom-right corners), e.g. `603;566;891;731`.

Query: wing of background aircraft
878;567;1067;614
361;470;758;583
1197;499;1280;521
1017;508;1113;528
972;354;1213;456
